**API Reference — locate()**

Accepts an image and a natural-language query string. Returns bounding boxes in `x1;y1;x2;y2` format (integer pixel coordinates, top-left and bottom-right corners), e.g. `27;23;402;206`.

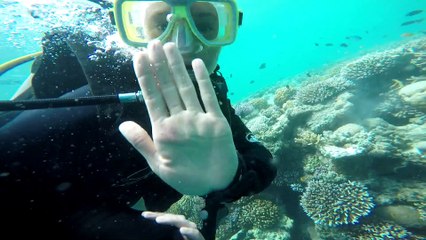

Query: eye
197;23;214;33
156;22;168;32
194;20;218;40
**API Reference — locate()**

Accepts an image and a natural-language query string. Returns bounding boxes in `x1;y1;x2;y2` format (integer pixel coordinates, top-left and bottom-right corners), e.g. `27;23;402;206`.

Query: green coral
300;179;374;227
237;198;281;229
216;196;284;240
166;195;205;228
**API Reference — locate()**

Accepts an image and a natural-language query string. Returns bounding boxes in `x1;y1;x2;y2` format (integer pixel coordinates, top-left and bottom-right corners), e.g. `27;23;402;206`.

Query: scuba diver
0;0;276;239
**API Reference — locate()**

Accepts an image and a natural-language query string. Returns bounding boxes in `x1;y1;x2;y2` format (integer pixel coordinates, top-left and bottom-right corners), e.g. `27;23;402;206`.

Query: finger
118;121;158;172
192;58;221;115
155;214;197;229
180;227;205;240
148;40;184;114
133;51;168;121
163;42;202;112
141;211;164;220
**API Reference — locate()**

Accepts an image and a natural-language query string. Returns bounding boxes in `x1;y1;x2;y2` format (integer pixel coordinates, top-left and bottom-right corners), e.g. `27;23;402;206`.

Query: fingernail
141;211;152;218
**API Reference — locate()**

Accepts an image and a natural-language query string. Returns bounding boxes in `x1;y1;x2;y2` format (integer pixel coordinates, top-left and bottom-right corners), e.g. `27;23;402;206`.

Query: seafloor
168;37;426;240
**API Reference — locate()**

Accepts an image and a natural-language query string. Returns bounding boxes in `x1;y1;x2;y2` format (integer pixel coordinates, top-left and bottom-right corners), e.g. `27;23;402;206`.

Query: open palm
119;41;238;195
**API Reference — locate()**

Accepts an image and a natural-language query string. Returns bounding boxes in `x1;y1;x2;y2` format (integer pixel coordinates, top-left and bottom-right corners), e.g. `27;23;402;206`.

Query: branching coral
295;77;354;105
237;198;281;229
347;222;413;240
339;49;403;82
300;179;374;227
216;196;284;240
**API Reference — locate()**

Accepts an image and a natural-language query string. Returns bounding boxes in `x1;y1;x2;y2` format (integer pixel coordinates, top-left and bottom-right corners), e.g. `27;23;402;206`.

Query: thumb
119;121;156;162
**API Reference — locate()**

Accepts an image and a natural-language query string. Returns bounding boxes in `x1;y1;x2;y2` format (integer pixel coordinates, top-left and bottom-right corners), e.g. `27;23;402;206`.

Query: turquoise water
220;0;426;103
1;1;426;239
1;0;425;102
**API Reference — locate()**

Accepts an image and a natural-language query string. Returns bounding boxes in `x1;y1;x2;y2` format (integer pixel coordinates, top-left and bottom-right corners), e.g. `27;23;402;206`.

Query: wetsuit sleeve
205;73;277;203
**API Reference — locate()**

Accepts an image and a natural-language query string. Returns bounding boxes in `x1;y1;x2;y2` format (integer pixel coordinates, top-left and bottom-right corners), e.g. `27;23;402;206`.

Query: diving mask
113;0;242;48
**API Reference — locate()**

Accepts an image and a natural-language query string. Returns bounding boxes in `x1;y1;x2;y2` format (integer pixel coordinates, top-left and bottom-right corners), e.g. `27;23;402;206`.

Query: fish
345;35;362;41
325;43;334;47
249;80;255;84
401;18;424;26
340;43;349;47
405;10;423;17
401;32;414;37
314;43;319;46
259;63;266;69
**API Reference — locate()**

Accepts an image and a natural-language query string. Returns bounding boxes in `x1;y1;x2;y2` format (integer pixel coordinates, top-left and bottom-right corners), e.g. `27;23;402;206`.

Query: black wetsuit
0;29;276;240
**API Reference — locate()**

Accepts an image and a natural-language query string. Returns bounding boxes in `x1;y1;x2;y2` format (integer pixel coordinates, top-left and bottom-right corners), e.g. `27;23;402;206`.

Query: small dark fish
345;35;362;41
401;18;424;26
29;10;41;19
229;74;233;78
230;92;234;95
314;43;319;46
405;10;423;17
325;43;334;47
340;43;348;47
306;73;312;77
249;80;255;84
259;63;266;69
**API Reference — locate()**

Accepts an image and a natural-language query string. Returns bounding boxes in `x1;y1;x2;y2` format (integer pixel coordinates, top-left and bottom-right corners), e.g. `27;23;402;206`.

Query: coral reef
347;222;414;240
295;77;354;105
216;196;292;240
300;179;374;227
224;37;426;239
156;37;426;239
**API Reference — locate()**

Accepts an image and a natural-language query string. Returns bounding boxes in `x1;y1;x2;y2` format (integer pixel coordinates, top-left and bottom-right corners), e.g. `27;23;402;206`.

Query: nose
170;20;202;54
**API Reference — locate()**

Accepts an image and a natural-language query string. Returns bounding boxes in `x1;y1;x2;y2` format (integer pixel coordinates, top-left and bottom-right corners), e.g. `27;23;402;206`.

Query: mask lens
190;2;219;40
120;1;172;44
190;1;236;44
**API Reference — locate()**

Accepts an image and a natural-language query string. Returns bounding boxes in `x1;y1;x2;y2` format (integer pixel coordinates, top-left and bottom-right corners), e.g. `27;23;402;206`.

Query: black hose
0;92;143;111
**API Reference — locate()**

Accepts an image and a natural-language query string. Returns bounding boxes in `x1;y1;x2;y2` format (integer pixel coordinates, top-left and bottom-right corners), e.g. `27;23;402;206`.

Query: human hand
142;211;205;240
119;40;238;195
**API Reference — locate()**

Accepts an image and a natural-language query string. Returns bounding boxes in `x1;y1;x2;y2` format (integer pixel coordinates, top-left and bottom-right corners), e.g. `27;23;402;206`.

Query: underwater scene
1;0;426;239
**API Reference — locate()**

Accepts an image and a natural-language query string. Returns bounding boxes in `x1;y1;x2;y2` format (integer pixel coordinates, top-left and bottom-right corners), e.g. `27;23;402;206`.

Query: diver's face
144;2;221;73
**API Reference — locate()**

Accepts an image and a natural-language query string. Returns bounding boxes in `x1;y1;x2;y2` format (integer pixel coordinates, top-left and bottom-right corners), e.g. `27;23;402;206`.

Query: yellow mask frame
113;0;242;47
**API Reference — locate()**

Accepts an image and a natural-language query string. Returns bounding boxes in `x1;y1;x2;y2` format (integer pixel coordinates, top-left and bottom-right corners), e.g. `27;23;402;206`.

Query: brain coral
300;179;374;227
